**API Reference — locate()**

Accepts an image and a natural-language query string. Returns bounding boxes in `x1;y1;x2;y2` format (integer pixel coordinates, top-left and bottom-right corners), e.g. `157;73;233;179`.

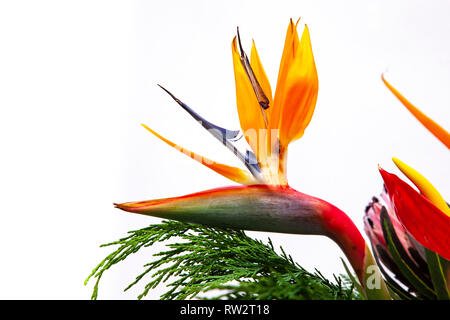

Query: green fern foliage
85;220;360;300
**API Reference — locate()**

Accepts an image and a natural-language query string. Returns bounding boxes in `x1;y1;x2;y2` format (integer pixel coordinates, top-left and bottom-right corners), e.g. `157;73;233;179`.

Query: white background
0;0;449;299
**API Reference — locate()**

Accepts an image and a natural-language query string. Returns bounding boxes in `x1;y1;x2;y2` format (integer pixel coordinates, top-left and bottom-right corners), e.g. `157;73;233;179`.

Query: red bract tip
378;166;450;260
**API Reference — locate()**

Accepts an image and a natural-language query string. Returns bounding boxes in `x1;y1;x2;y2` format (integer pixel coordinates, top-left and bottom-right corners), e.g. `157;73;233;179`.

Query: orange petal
250;40;273;108
141;124;255;185
277;25;319;146
271;18;300;131
232;37;267;163
382;74;450;149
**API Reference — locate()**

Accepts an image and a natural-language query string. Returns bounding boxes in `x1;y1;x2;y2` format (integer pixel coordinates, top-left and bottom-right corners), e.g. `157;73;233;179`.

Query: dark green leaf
425;248;450;300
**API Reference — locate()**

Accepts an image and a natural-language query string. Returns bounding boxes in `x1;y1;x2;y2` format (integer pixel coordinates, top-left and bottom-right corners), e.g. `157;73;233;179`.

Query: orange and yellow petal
277;25;318;145
271;18;300;130
250;40;273;108
232;37;268;165
141;124;255;185
231;38;266;145
382;74;450;149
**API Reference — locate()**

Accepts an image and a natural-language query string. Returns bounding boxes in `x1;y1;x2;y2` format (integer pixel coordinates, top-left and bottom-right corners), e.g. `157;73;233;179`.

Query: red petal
379;167;450;260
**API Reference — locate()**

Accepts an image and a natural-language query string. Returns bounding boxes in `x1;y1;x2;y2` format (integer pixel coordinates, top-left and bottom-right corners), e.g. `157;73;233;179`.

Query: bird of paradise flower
115;19;390;299
365;75;450;299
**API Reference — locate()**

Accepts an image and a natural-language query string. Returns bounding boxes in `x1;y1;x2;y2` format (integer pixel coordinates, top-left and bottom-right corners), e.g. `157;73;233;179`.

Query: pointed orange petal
278;25;319;146
141;124;256;185
382;74;450;149
231;37;266;150
232;37;268;165
250;40;273;107
271;18;300;130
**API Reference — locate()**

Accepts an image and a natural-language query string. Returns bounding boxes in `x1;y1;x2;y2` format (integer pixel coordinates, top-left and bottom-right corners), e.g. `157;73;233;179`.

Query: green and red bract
117;184;367;281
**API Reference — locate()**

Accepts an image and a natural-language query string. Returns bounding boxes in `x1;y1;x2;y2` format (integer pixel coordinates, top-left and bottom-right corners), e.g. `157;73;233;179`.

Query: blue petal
158;85;262;177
